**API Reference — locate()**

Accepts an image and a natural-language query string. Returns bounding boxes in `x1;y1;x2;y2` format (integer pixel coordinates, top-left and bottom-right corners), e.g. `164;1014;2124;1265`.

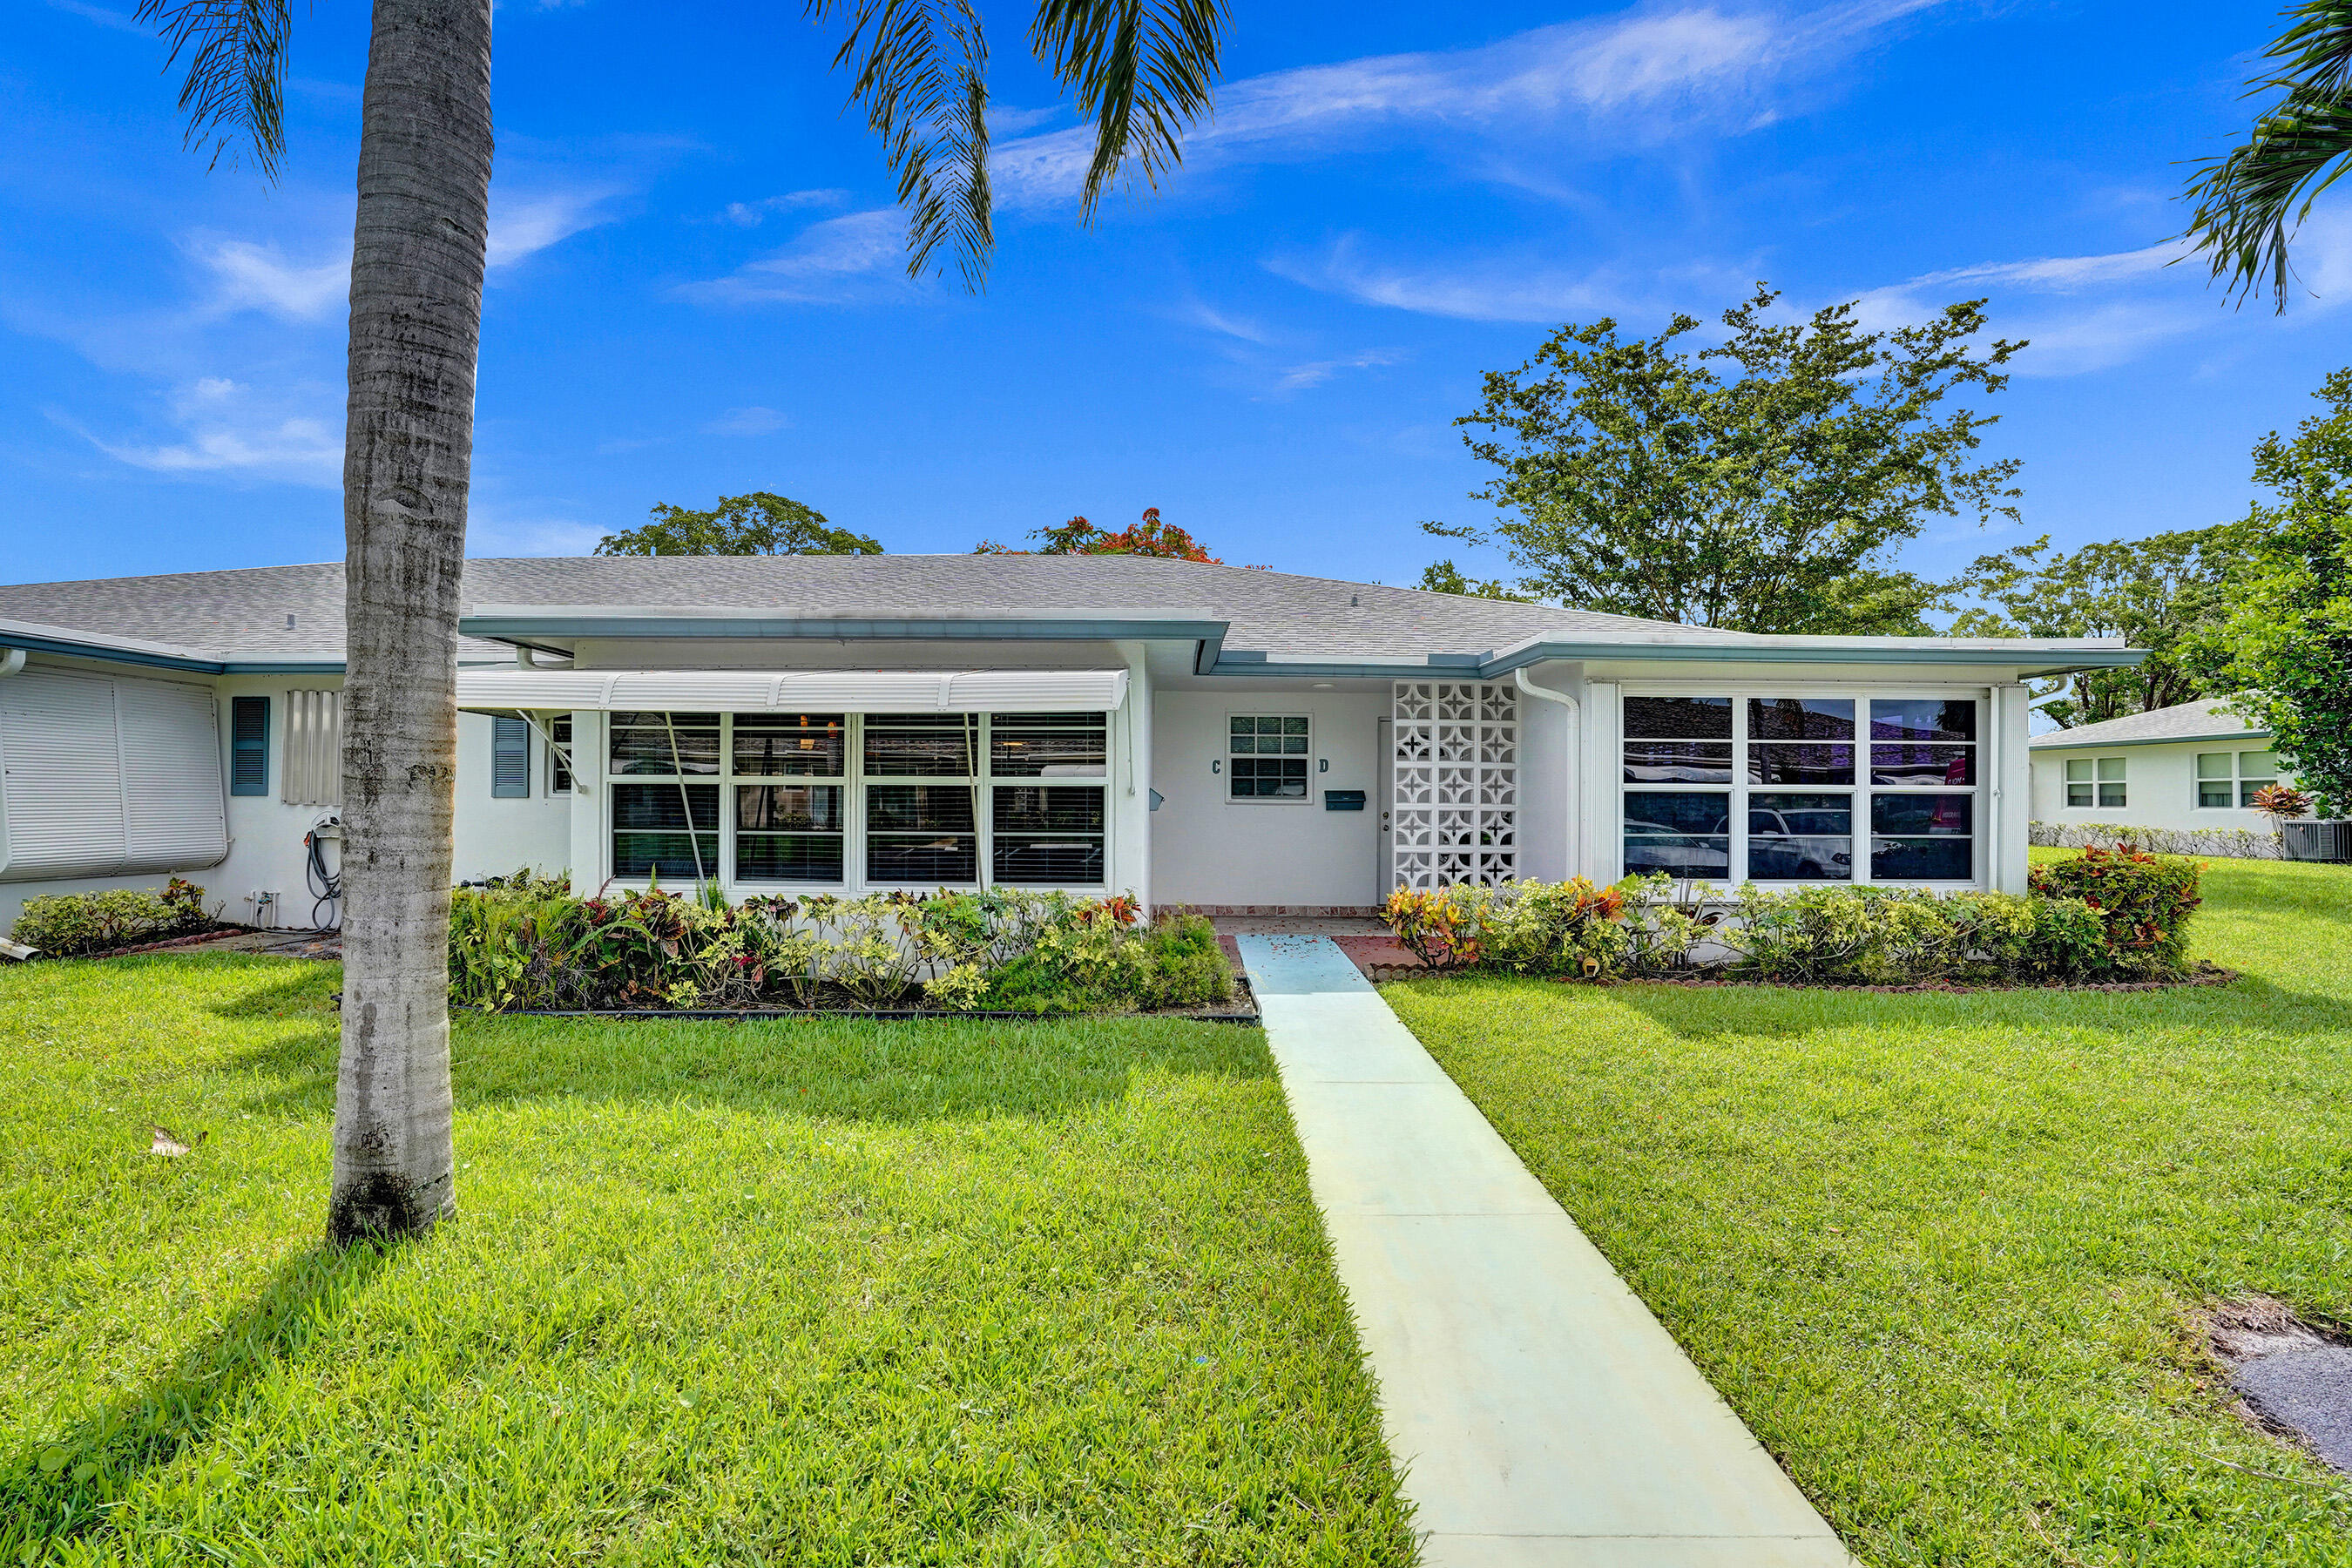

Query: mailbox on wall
1323;789;1366;812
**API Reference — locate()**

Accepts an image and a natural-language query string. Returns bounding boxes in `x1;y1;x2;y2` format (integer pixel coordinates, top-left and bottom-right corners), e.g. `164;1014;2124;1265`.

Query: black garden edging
506;1004;1262;1025
1362;962;2239;992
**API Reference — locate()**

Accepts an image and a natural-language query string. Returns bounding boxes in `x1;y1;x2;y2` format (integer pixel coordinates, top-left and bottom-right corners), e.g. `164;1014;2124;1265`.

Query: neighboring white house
0;554;2143;929
2027;699;2296;836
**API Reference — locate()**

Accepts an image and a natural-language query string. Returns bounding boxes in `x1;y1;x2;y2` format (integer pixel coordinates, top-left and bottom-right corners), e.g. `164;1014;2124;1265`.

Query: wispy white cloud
994;0;1948;208
174;184;616;327
719;190;848;226
704;405;788;436
987;104;1064;135
678;210;916;307
192;238;349;321
1851;239;2218;376
1274;348;1402;390
1854;213;2352;375
1267;233;1747;322
1174;298;1275;344
76;377;343;486
487;186;622;267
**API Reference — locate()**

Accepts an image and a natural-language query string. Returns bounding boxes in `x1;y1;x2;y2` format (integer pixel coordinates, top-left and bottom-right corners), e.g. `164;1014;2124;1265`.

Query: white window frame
2063;755;2126;810
1226;712;1314;805
2193;747;2280;811
547;714;573;795
1618;683;1988;889
598;710;1112;896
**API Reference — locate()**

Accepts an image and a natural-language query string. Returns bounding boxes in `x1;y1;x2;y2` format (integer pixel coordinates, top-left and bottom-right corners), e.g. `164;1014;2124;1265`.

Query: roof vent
286;614;297;629
1349;594;1359;607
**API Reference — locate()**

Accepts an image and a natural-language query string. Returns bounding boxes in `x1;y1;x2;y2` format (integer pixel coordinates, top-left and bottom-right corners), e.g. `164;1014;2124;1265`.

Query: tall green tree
2180;0;2352;310
144;0;1228;1243
1428;286;2024;635
974;507;1217;559
2187;370;2352;816
596;493;882;557
1952;527;2240;728
1415;560;1530;601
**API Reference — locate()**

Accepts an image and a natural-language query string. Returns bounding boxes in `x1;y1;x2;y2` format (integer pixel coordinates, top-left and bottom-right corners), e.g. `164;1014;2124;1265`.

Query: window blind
491;715;531;798
282;689;342;808
230;695;269;796
0;670;226;882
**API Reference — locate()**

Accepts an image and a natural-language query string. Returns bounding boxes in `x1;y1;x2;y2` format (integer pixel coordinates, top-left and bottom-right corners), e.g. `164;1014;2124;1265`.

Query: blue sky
2;0;2340;595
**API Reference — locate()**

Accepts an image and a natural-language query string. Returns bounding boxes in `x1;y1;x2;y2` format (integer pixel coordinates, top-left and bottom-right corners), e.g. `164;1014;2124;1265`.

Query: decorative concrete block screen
1391;680;1518;889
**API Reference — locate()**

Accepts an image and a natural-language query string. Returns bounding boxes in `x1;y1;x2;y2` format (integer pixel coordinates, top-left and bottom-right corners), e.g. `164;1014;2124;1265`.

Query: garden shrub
1720;885;2043;985
2022;893;2112;980
2029;843;2202;977
445;876;1233;1013
1379;853;2202;987
10;879;218;957
1380;875;1698;981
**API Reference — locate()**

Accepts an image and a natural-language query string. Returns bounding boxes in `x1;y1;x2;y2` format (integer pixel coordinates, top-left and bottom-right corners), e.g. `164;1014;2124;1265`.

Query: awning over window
454;667;1128;715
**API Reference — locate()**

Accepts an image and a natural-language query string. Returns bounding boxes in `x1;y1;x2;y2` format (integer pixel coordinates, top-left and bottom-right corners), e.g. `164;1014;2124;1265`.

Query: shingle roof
2027;699;2268;748
0;553;1743;665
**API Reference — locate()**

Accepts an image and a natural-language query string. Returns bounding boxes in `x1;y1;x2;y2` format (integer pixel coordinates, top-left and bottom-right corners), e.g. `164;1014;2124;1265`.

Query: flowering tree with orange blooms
976;507;1220;562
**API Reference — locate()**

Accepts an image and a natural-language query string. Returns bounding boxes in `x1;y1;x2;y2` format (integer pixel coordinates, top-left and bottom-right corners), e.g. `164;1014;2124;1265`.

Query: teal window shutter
230;695;270;796
491;715;530;798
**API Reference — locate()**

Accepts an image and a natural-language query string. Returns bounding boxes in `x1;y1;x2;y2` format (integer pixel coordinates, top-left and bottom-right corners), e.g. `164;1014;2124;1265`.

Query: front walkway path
1237;935;1855;1568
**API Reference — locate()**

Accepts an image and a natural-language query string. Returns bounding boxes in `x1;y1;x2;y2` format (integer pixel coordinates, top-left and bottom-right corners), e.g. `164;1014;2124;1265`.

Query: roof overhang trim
2028;729;2273;751
0;618;341;675
454;667;1130;715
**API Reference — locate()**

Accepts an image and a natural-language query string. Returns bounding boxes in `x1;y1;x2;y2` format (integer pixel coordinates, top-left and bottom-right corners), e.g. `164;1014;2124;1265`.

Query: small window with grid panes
2065;756;2126;808
1229;715;1308;800
2196;749;2279;808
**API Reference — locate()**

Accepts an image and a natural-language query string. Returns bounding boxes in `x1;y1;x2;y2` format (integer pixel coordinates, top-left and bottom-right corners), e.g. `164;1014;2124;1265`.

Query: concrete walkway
1238;935;1856;1568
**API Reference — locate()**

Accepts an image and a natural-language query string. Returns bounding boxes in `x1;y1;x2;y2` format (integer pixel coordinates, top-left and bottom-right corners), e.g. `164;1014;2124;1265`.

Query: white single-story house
2027;699;2297;835
0;554;2143;930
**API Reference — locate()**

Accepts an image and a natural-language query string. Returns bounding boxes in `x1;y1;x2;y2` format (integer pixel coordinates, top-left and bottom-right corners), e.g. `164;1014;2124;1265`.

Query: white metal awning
454;667;1129;715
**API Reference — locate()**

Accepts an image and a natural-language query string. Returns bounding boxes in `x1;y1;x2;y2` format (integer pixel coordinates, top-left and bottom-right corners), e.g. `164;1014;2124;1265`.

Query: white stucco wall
1149;687;1385;909
2029;736;2292;835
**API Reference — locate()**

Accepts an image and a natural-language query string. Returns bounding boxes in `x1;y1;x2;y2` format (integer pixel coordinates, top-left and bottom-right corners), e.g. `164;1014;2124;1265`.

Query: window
991;711;1106;777
548;715;573;794
603;711;1107;890
2065;756;2125;808
993;786;1105;884
612;783;720;880
491;715;530;798
1621;693;1978;884
734;713;845;883
230;695;269;796
1230;714;1309;799
2197;749;2280;808
737;784;844;881
863;714;978;883
610;711;720;775
1867;700;1976;880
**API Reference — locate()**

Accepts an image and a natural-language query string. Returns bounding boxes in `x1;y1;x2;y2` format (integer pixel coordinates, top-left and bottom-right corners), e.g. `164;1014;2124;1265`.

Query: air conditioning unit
2281;821;2352;864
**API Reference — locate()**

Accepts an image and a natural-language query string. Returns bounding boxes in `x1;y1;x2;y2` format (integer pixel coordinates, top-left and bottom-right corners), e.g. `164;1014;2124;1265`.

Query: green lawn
1385;855;2352;1566
0;956;1413;1566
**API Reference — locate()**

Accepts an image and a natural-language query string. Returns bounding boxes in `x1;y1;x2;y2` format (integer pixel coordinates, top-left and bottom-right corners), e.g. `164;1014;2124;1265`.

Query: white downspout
0;648;25;678
1513;666;1582;879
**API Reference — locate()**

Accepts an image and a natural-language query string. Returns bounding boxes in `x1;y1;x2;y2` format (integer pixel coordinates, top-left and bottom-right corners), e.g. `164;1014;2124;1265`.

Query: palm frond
808;0;993;288
2180;0;2352;311
136;0;294;182
1029;0;1228;219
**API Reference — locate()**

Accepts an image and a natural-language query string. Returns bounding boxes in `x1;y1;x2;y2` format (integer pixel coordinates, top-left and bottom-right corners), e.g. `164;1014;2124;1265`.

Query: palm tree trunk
328;0;493;1245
